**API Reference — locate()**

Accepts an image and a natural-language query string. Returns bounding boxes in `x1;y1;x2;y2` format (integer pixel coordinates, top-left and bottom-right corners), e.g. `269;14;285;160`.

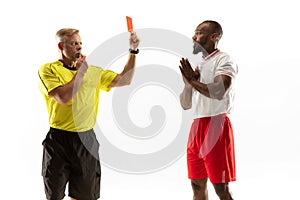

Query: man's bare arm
180;76;194;110
190;75;232;100
108;32;140;88
108;53;136;88
49;57;88;104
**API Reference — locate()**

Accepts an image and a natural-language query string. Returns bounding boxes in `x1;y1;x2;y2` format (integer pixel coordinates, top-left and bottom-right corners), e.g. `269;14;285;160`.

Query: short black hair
202;20;223;39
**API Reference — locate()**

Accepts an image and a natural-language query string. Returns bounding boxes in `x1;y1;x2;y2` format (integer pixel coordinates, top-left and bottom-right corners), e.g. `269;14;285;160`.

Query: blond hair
55;28;79;43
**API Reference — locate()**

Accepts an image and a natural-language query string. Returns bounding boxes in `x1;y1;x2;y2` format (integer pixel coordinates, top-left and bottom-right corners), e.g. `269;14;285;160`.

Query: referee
38;28;140;200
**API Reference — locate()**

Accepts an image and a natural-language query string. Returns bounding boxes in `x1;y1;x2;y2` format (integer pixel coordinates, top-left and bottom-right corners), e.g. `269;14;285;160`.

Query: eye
71;42;82;46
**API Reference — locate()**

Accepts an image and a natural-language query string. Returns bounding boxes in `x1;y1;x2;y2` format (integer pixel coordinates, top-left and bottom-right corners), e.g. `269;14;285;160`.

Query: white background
1;0;299;199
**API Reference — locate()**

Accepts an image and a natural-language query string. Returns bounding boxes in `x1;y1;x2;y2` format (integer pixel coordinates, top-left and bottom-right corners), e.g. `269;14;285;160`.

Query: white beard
193;41;204;55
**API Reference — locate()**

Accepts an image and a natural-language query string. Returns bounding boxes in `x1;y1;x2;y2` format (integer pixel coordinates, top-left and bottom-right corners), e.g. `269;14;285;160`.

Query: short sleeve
38;63;63;94
99;69;118;92
215;54;238;79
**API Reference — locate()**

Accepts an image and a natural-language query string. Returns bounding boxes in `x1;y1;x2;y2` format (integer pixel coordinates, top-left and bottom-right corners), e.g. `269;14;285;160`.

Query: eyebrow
70;41;82;43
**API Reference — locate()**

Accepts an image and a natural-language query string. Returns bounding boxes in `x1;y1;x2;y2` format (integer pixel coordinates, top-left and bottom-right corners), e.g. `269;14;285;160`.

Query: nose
77;43;82;50
192;34;196;41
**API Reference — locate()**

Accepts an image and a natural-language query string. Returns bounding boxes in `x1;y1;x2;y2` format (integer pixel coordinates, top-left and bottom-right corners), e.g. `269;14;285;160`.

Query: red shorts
187;114;236;183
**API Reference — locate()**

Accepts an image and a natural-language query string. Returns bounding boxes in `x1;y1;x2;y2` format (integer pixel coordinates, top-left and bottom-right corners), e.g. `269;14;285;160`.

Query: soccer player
179;20;238;200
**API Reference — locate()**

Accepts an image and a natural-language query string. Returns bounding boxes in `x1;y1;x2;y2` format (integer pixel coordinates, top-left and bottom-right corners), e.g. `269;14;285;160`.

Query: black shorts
42;128;101;200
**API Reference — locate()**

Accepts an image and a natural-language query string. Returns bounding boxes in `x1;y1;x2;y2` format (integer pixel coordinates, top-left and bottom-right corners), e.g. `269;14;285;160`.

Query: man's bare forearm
49;71;85;104
109;54;136;87
190;77;229;100
180;85;193;110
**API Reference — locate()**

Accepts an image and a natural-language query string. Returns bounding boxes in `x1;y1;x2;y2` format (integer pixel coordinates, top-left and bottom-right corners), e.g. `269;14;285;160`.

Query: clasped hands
179;58;200;85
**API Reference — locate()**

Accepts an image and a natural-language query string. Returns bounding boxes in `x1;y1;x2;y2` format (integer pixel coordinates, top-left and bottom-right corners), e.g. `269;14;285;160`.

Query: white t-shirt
193;50;238;119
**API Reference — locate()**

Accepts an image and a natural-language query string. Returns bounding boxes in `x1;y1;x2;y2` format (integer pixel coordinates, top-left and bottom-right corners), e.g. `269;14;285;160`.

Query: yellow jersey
38;60;117;132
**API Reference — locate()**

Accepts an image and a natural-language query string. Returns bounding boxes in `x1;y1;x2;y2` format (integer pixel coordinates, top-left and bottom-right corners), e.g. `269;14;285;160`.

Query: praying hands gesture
179;58;200;85
179;57;232;101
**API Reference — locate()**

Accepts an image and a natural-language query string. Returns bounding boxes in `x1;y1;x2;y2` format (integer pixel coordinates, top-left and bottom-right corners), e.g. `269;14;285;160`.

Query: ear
210;33;218;42
58;42;63;51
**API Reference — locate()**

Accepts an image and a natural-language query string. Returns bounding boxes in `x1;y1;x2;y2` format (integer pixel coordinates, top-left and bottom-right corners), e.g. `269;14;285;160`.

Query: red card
126;16;133;32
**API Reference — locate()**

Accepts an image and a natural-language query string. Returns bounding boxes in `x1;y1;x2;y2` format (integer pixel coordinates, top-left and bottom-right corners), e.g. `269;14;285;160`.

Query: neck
206;47;218;55
202;48;219;60
59;55;75;68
